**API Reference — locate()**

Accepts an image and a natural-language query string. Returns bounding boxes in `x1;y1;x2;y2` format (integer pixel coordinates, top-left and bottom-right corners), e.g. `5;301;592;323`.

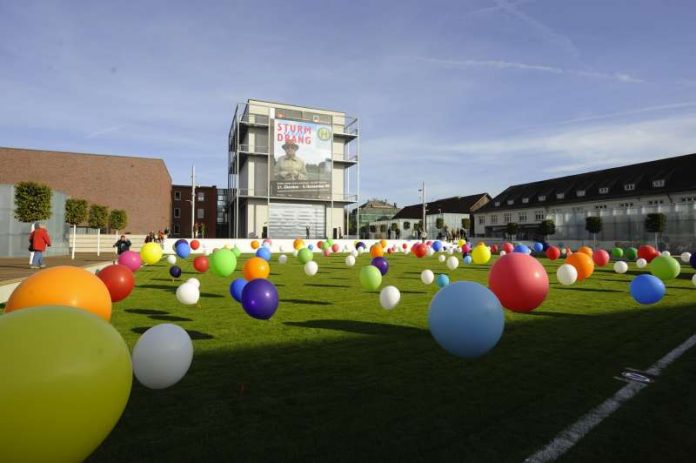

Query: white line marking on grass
525;334;696;463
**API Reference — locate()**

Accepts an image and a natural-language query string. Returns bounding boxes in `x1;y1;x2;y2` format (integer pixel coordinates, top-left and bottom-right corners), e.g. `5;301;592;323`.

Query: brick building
0;147;171;233
171;185;218;238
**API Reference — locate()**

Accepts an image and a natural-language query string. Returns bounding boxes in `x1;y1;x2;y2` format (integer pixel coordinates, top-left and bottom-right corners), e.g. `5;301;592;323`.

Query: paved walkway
0;252;116;285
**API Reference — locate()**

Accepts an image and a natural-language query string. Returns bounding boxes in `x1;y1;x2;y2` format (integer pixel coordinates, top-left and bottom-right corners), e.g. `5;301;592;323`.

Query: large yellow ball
471;245;492;264
458;239;466;247
0;306;132;463
140;242;163;265
293;239;305;250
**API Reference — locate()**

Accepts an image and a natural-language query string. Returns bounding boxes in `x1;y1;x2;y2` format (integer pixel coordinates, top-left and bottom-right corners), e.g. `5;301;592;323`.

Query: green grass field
67;252;696;461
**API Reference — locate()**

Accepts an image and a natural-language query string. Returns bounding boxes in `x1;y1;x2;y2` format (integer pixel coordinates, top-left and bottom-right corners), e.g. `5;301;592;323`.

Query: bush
65;198;88;226
109;209;128;231
435;218;444;229
403;222;410;230
14;181;52;223
88;204;109;230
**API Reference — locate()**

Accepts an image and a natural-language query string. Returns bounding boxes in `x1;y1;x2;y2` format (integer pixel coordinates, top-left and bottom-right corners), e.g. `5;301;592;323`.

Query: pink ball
323;249;331;257
488;253;549;313
331;244;340;252
462;244;471;254
118;250;142;272
502;242;514;253
593;249;610;267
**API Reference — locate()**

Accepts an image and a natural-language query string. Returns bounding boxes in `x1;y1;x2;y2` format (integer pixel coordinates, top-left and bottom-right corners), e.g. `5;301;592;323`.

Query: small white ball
304;261;318;276
636;258;647;269
166;255;177;265
661;250;671;257
278;254;288;264
345;255;356;267
379;285;401;310
438;255;446;263
556;264;578;286
421;269;435;285
446;256;459;270
613;261;628;274
681;252;691;263
176;282;199;305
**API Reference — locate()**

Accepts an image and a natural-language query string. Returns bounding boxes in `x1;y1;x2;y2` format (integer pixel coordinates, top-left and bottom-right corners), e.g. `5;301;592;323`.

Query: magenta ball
462;244;471;254
118;250;142;272
241;279;279;320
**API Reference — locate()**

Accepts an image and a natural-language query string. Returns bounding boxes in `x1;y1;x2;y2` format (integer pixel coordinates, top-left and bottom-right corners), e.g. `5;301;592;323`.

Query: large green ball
297;248;313;265
624;247;638;261
650;255;681;281
611;247;624;259
359;265;382;291
209;248;237;277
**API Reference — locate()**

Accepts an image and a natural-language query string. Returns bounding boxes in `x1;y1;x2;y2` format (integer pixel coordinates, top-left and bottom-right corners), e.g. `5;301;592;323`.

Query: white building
474;153;696;250
227;99;358;239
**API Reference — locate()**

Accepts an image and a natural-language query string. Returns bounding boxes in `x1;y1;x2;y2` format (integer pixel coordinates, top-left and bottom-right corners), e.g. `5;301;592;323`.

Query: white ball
613;261;628;274
692;274;696;287
556;264;578;286
446;256;459;270
279;245;285;253
345;255;356;267
166;255;177;265
186;277;200;288
426;247;435;257
278;254;288;264
351;250;358;257
661;250;671;257
304;261;319;276
636;258;647;269
421;269;435;285
500;250;507;256
292;250;299;257
379;285;401;310
447;248;455;255
132;324;193;389
438;255;446;263
176;282;200;305
681;252;691;263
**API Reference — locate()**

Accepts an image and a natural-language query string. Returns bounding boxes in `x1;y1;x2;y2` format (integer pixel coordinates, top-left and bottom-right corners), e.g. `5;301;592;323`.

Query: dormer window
538;195;546;202
556;193;565;199
495;201;500;207
652;179;665;188
522;198;529;204
624;183;635;191
577;190;585;197
599;187;609;194
507;200;514;205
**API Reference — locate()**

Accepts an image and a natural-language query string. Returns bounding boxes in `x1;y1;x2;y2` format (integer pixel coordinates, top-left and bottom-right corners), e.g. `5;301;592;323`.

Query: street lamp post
418;181;426;240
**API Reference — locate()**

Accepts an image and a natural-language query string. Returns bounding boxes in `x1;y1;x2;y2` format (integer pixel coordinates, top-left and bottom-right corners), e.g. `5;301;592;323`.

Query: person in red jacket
29;223;52;269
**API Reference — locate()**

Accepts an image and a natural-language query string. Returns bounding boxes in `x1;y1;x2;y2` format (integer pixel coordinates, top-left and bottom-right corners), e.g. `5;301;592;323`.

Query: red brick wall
171;185;218;238
0;147;171;233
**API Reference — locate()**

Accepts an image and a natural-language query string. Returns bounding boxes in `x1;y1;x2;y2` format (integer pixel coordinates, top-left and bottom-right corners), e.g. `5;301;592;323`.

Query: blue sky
2;0;696;208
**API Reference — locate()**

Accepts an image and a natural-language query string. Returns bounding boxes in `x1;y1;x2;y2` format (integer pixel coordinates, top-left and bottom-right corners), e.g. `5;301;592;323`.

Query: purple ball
371;256;389;276
241;279;279;320
169;265;182;278
690;251;696;269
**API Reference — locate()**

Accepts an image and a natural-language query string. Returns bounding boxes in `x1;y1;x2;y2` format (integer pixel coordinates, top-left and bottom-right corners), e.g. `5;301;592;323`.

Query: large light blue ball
428;281;505;358
255;246;272;261
513;244;531;254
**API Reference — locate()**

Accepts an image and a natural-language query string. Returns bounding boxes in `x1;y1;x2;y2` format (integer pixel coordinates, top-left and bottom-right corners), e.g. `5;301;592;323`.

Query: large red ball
502;242;514;253
638;245;659;263
488;253;549;313
592;249;610;267
190;240;200;250
545;246;561;261
96;264;135;303
413;243;427;258
491;244;499;254
193;256;209;273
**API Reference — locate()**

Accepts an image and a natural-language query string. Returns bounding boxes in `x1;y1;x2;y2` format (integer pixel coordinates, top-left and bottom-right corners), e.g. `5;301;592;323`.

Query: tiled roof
393;193;491;219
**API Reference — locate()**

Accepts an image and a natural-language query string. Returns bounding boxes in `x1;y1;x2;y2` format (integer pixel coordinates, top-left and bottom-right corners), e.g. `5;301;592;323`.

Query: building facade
474;153;696;250
350;199;401;238
228;99;358;239
170;185;218;238
0;147;171;234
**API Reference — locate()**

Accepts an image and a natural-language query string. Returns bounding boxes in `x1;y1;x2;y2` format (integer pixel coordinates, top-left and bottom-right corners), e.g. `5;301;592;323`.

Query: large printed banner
271;118;332;199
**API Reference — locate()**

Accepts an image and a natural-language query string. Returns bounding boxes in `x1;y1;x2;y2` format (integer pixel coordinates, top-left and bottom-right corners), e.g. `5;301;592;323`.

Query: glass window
538;195;546;201
495;201;500;207
556;193;565;199
518;212;527;222
507;200;514;205
491;215;498;224
522;198;529;204
174;191;181;201
197;192;205;202
504;213;512;223
577;190;585;197
599;187;609;194
624;184;635;191
652;179;665;188
173;224;180;234
478;216;485;225
174;208;180;218
535;210;545;221
197;208;205;219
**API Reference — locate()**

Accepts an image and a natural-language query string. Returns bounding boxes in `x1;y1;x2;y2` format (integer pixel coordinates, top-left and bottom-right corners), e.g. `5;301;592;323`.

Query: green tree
369;225;377;234
390;223;398;231
65;198;88;260
461;217;471;230
645;213;666;247
14;181;52;224
109;209;128;233
403;221;410;230
585;216;602;247
537;219;556;240
89;204;109;256
435;217;444;230
506;222;519;241
379;224;387;233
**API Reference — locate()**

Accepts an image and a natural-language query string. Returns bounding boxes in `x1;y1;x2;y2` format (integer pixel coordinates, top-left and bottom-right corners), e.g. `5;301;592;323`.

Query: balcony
230;188;357;204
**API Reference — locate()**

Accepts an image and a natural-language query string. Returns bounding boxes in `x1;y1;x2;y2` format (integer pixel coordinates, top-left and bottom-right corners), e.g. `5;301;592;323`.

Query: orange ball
565;252;595;281
577;246;593;257
370;245;384;258
251;240;260;250
380;239;387;249
242;257;270;281
293;239;304;250
5;266;112;321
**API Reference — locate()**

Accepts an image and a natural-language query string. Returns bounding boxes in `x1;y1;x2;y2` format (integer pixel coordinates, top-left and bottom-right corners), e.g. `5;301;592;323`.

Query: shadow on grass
526;311;591;319
284;319;426;337
200;293;224;298
553;286;623;293
131;326;214;340
125;308;170;315
138;284;176;292
305;283;350;288
399;290;427;294
149;315;194;322
282;299;333;306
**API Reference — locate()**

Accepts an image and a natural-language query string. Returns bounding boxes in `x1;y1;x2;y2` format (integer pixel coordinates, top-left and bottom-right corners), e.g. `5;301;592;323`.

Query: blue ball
690;252;696;269
532;242;544;253
356;241;366;250
256;247;272;261
229;278;247;303
463;255;472;265
432;241;443;252
428;281;505;358
542;242;550;251
436;274;450;288
630;274;666;304
513;244;531;255
169;265;182;278
308;244;314;251
172;239;187;251
175;242;191;259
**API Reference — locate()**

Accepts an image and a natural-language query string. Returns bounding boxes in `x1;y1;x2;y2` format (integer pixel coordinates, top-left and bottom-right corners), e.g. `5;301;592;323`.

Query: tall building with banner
228;99;359;239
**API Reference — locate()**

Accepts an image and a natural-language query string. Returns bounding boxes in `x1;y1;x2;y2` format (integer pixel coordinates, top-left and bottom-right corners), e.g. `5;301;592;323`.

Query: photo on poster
271;118;332;199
